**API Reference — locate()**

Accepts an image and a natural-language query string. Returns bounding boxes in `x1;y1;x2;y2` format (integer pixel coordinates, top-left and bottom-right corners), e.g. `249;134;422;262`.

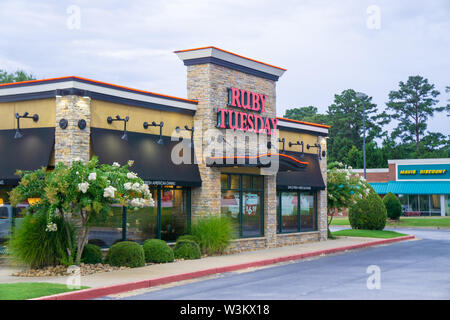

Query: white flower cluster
78;182;89;193
130;198;146;208
45;222;57;232
127;172;138;179
112;162;120;168
88;172;97;181
103;186;117;198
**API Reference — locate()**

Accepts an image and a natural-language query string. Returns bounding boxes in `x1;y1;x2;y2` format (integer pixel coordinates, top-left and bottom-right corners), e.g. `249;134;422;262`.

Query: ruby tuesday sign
216;88;277;135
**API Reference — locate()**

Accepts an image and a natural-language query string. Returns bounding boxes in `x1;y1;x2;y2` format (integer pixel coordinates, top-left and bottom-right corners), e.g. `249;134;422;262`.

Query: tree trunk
75;210;90;264
59;208;73;261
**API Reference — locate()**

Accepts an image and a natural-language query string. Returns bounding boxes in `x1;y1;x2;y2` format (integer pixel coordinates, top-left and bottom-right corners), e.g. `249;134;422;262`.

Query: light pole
355;92;368;180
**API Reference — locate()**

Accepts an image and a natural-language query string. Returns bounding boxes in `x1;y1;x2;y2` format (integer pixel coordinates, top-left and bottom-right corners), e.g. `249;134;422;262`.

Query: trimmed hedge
173;240;201;260
106;241;145;268
81;244;103;264
143;239;174;263
383;192;402;220
176;234;198;245
349;187;387;230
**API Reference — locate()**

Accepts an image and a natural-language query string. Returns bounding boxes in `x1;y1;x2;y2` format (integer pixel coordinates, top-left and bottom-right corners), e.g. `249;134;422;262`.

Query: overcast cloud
0;0;449;136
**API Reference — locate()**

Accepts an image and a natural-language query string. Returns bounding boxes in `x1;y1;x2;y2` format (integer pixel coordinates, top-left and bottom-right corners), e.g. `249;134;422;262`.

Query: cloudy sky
1;0;449;135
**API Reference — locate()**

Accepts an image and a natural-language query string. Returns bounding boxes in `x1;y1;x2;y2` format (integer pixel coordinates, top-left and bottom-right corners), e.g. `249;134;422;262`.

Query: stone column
318;136;328;241
55;95;91;165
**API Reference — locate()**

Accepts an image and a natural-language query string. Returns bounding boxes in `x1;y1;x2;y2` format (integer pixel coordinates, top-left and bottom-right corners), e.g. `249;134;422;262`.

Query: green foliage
283;106;330;125
349;186;387;230
0;70;34;84
386;75;442;153
81;244;103;264
8;210;74;268
190;215;234;255
106;241;145;268
176;234;198;244
142;239;174;263
9;156;154;264
173;240;201;260
383;192;402;220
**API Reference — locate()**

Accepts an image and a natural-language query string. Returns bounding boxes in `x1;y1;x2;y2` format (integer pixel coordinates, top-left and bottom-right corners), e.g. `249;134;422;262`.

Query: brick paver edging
33;235;415;300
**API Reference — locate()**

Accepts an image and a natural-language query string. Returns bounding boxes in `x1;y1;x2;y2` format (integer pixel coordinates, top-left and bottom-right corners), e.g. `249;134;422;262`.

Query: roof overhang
0;76;198;115
175;47;286;81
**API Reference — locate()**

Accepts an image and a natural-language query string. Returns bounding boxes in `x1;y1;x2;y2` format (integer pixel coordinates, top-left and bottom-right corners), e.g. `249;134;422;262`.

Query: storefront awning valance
370;181;450;195
0;128;54;186
276;152;326;191
206;153;308;169
90;127;201;187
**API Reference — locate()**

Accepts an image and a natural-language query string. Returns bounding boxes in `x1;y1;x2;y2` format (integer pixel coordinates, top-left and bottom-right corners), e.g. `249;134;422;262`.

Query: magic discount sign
216;88;278;135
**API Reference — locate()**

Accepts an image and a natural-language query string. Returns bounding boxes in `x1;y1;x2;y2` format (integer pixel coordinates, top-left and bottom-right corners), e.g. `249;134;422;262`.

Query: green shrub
190;215;234;255
173;240;201;260
383;192;402;220
81;244;103;264
142;239;174;263
106;241;145;267
349;187;387;230
176;234;198;244
8;210;74;269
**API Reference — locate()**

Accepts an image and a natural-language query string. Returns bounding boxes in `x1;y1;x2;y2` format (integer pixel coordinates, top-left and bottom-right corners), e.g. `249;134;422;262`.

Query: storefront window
430;195;441;216
278;192;298;233
160;188;189;242
87;206;123;247
277;191;317;233
87;186;191;246
300;192;316;231
419;195;430;215
221;174;264;238
398;194;409;213
126;189;158;243
446;195;450;216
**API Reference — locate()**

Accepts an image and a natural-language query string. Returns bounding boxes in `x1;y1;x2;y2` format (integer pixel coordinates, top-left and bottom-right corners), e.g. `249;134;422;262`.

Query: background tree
327;89;386;165
385;75;442;153
0;70;35;83
283;106;329;125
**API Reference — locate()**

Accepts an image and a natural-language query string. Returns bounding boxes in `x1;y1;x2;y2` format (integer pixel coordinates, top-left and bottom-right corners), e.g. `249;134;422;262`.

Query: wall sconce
176;125;194;146
59;119;68;130
143;121;164;145
14;112;39;139
107;115;129;141
78;119;87;130
307;143;322;160
289;140;305;157
278;138;285;153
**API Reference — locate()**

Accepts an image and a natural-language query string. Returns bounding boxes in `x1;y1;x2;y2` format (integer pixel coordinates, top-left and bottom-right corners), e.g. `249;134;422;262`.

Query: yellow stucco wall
90;99;194;137
0;99;55;130
277;129;326;154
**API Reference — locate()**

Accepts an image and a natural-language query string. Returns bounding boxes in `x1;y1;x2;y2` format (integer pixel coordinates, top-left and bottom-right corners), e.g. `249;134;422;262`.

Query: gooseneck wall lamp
307;143;322;160
289;140;305;158
143;121;164;145
176;125;194;146
14;112;39;139
107;115;129;141
278;138;286;153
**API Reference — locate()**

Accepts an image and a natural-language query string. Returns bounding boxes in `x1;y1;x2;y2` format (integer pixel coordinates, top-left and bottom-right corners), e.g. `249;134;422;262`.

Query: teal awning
369;181;450;195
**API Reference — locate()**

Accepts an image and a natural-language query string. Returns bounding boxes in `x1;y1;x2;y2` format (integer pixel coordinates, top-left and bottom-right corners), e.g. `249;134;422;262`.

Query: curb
34;235;415;300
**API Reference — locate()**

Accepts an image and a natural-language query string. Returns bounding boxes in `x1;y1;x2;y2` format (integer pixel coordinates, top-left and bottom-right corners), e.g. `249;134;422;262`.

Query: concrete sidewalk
1;236;415;294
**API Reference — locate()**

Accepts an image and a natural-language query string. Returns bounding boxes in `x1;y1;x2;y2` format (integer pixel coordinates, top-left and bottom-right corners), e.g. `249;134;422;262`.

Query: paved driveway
115;228;450;300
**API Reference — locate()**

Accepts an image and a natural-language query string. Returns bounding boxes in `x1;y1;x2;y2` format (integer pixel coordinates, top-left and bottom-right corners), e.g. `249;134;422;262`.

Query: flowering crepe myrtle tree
9;156;154;264
327;161;371;237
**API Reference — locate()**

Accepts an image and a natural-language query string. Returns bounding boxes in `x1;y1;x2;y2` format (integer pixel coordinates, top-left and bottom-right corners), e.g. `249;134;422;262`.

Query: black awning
276;151;326;191
90;127;201;187
0;127;54;186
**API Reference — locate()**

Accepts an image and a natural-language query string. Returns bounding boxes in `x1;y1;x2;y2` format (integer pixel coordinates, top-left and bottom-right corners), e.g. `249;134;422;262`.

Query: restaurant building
354;158;450;216
0;47;329;252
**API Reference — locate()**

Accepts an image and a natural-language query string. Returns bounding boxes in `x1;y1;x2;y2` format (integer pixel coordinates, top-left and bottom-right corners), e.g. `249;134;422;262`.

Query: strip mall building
0;47;329;252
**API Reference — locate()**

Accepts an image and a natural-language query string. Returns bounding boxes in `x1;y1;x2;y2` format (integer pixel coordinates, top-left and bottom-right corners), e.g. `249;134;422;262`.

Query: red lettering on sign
247;114;254;132
259;94;266;113
217;108;227;129
230;88;241;108
240;112;248;131
252;92;260;111
241;90;251;110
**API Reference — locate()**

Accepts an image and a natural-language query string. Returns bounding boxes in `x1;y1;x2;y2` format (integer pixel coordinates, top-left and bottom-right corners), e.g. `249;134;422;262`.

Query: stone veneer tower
175;47;286;248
